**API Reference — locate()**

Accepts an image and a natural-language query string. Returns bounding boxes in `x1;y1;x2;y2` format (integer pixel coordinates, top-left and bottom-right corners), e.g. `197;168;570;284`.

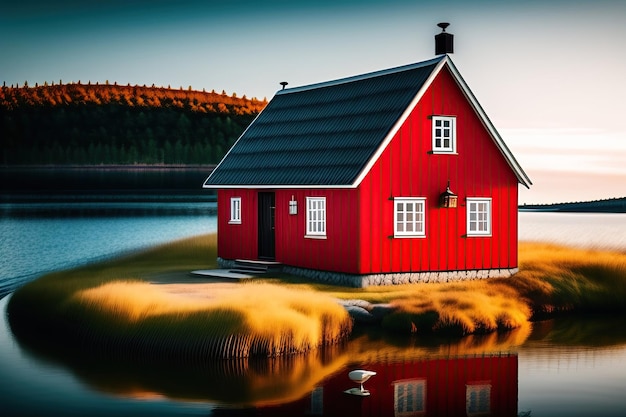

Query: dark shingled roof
204;56;444;187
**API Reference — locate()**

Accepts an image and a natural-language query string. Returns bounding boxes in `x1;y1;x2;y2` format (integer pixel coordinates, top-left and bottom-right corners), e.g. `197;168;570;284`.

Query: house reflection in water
245;353;518;417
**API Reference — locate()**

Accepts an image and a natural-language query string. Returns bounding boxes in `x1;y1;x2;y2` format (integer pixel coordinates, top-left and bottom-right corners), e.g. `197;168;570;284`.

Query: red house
203;46;531;286
253;354;519;417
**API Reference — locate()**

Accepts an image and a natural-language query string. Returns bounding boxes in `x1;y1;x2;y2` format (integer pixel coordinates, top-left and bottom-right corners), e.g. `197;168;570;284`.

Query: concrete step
233;259;282;275
229;267;267;275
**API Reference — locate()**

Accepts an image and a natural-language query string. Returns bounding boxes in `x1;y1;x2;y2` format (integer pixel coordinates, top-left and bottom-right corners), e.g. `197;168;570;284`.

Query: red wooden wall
356;66;519;274
216;189;258;261
274;189;360;274
217;188;362;273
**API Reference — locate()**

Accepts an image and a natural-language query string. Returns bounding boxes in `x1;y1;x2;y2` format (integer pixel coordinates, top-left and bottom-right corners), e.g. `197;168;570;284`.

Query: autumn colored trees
0;82;267;165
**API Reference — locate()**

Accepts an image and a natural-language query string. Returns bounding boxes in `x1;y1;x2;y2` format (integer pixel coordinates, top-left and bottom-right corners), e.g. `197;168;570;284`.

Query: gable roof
204;55;531;189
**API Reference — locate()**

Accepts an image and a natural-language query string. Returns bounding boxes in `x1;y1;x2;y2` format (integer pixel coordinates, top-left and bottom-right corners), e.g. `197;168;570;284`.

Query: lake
1;168;626;416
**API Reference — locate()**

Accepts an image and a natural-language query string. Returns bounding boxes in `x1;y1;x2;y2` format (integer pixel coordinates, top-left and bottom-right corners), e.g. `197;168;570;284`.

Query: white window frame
394;197;426;238
306;197;326;238
467;198;491;236
394;379;426;417
432;115;456;153
229;197;241;224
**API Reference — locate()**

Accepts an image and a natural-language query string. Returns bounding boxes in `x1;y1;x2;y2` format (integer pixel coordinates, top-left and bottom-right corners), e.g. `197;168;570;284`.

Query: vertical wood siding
217;189;258;260
357;66;519;274
275;189;360;273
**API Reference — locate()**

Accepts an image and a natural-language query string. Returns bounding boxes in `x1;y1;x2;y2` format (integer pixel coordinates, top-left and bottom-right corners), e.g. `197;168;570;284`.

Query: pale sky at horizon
2;0;625;204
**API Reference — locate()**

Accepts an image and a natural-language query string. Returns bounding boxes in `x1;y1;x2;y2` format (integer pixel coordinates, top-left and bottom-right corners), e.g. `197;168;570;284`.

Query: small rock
345;305;377;324
340;299;373;311
370;303;396;320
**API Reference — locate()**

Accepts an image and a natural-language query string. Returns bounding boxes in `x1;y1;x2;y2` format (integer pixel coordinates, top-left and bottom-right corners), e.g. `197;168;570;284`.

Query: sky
2;0;625;204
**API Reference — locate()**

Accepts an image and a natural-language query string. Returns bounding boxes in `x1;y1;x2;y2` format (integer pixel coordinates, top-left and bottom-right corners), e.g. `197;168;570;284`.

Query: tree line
0;82;267;165
521;197;626;213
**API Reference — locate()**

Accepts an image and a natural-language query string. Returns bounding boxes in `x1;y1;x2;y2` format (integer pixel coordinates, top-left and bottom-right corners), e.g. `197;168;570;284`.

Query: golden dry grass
73;280;352;357
8;234;351;359
504;242;626;315
385;281;532;335
263;242;626;335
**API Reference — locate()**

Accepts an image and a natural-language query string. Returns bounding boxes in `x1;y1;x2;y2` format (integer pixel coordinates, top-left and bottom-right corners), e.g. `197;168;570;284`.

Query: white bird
344;369;377;396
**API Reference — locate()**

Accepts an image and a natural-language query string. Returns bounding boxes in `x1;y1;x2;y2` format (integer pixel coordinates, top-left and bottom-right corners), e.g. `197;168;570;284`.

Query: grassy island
7;234;626;361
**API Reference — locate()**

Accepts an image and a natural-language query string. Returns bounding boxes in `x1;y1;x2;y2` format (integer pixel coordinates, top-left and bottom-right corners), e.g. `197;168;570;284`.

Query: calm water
1;174;625;416
0;207;216;296
519;211;626;251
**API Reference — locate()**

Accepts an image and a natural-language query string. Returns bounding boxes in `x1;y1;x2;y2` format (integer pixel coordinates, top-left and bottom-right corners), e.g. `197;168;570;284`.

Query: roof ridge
276;55;446;96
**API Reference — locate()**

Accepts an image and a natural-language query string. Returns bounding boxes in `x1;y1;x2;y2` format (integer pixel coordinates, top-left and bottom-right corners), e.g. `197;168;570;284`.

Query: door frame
257;191;276;260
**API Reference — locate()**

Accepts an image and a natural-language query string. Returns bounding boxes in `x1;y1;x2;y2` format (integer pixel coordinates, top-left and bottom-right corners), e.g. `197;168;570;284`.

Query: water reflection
0;195;216;218
250;353;518;417
9;311;529;415
6;294;626;416
517;316;626;417
10;321;351;407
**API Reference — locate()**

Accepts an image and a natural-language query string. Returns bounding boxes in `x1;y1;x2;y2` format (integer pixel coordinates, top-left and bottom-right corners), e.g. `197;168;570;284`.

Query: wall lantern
439;180;458;208
289;195;298;215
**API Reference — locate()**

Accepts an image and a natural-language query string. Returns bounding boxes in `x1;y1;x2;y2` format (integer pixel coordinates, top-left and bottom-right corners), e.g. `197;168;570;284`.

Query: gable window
306;197;326;238
432;115;456;153
229;197;241;224
467;198;491;236
394;197;426;238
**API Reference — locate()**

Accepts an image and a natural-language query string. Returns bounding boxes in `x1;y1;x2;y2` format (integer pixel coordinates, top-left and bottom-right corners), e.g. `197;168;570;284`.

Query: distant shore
0;164;216;170
0;164;216;195
520;196;626;213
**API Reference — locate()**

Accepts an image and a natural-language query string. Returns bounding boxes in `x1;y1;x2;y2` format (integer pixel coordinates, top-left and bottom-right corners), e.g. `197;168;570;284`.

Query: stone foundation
282;266;519;288
217;257;518;288
217;258;239;269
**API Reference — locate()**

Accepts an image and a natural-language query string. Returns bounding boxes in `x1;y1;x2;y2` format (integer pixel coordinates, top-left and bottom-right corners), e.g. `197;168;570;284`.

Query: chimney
435;22;454;55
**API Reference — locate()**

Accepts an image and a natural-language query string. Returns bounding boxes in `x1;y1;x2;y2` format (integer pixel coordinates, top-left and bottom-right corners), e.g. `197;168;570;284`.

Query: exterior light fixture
289;195;298;215
439;180;458;208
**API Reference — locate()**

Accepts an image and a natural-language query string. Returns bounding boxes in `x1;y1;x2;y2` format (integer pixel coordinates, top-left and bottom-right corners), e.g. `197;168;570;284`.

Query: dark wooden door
258;192;275;260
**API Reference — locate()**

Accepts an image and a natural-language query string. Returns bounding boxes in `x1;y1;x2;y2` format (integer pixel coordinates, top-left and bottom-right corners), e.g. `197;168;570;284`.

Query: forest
0;82;267;165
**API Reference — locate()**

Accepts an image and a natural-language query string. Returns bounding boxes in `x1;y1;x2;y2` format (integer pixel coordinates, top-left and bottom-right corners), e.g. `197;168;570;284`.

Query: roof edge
276;56;446;96
203;107;265;187
351;56;449;188
202;184;356;190
444;57;532;188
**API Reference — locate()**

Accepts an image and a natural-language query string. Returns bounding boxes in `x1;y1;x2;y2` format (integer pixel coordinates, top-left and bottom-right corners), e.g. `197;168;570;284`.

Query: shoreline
6;236;626;361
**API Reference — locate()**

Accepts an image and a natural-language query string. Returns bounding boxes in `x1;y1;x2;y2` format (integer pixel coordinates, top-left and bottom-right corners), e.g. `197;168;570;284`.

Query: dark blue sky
2;0;626;203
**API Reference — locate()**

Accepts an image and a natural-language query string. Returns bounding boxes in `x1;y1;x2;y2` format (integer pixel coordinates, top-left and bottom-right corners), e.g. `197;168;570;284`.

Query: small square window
432;116;456;153
467;198;491;236
394;198;426;238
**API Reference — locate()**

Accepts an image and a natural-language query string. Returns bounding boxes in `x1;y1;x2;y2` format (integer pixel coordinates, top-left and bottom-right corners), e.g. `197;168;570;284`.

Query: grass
502;242;626;316
271;279;532;336
7;234;352;359
8;235;626;361
73;281;351;357
259;242;626;335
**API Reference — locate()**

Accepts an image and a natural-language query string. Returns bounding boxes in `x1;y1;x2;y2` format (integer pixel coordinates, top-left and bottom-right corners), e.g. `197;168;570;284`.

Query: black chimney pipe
435;22;454;55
